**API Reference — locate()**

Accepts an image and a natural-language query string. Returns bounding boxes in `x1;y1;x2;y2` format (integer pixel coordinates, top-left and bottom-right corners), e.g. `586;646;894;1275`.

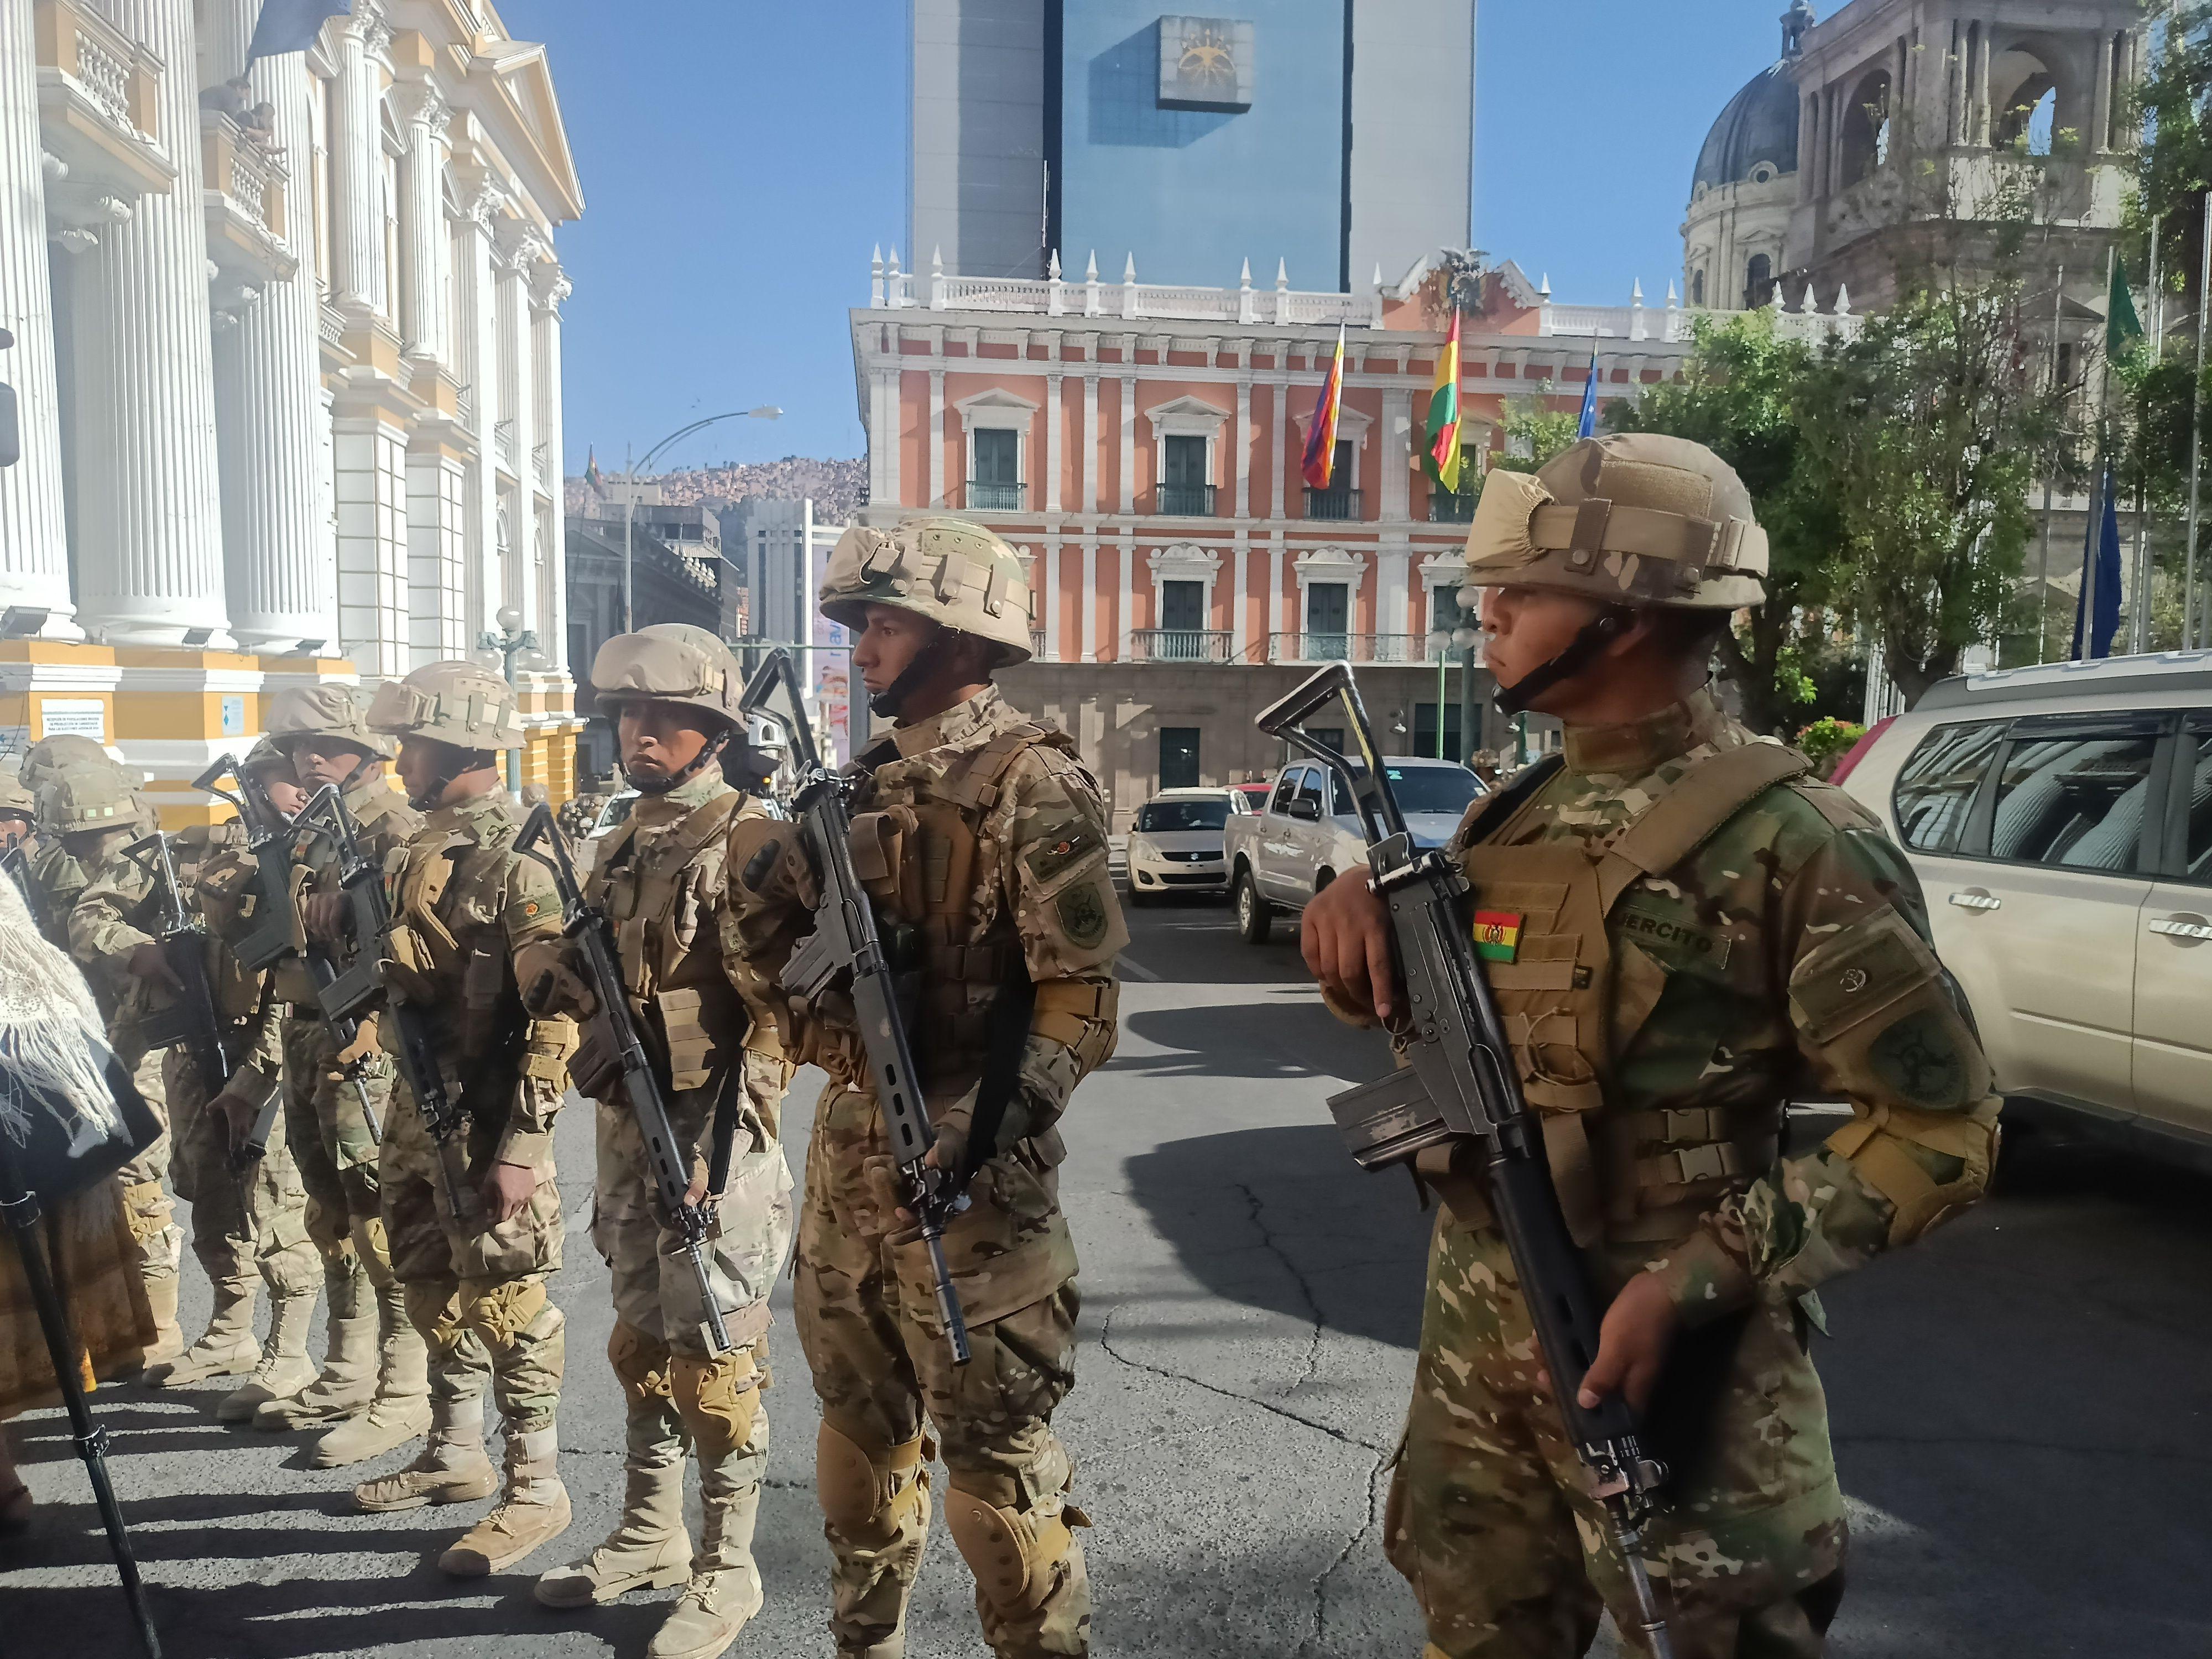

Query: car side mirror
1287;797;1320;821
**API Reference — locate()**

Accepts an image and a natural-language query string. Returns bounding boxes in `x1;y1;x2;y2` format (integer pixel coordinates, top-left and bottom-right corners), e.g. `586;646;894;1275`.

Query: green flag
2107;255;2143;354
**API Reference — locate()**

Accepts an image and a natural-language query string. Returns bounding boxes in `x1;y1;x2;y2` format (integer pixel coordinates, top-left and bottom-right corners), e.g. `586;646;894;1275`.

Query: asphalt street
6;896;2212;1657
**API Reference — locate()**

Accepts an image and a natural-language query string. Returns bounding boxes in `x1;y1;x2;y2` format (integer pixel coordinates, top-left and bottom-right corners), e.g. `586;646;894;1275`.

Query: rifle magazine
1327;1065;1454;1171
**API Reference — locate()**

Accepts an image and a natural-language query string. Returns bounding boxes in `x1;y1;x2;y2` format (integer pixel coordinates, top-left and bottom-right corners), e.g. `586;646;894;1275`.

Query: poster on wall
39;698;105;740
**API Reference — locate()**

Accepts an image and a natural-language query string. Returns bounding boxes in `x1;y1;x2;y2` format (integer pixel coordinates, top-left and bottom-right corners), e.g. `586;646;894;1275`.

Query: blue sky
529;2;1794;471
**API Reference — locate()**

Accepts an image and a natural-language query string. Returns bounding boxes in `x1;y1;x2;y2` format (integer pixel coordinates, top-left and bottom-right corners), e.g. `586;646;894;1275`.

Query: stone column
531;264;570;671
1948;23;1968;147
494;220;539;628
0;0;75;633
207;0;337;650
1973;22;1991;146
1044;367;1063;512
69;0;232;646
331;1;390;317
1118;369;1136;514
452;174;503;643
392;81;451;366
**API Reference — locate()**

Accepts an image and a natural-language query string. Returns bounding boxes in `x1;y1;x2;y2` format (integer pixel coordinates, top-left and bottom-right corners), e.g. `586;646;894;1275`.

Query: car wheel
1129;887;1156;907
1234;868;1273;945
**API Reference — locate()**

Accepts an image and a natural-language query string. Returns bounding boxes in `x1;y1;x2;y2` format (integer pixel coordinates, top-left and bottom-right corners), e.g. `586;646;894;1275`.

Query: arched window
1744;254;1773;309
1995;59;2058;153
1840;69;1892;185
1692;269;1706;307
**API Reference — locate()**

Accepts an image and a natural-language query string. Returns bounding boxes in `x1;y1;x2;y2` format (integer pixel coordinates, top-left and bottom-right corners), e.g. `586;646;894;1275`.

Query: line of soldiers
12;517;1121;1659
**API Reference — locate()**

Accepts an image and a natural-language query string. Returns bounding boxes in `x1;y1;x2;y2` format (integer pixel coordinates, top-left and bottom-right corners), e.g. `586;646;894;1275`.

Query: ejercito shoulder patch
1056;880;1109;949
1026;824;1100;885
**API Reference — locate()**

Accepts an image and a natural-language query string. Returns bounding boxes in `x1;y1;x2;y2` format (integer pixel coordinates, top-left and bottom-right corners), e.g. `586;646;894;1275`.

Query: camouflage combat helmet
1460;434;1767;612
42;766;138;836
591;624;744;729
22;732;121;790
239;737;293;780
266;682;394;759
818;518;1034;665
366;660;524;751
0;764;32;821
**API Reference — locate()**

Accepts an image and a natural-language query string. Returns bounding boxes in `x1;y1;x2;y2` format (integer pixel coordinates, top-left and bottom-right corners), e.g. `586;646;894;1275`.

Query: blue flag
247;0;350;61
2070;464;2123;661
1577;349;1601;439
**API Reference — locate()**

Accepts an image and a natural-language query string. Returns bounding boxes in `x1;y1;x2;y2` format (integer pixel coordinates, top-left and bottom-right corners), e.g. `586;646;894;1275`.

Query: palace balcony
966;479;1024;511
1130;629;1235;664
35;0;171;206
1154;483;1216;517
1303;486;1364;521
202;111;295;288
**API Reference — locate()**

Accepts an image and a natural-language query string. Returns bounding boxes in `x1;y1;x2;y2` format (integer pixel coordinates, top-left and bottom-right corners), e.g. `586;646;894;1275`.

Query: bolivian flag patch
1472;910;1522;963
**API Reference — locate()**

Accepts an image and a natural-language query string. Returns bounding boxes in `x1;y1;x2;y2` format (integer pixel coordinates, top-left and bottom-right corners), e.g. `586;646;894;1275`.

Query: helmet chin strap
868;633;950;719
1493;607;1633;718
409;749;495;812
629;727;731;796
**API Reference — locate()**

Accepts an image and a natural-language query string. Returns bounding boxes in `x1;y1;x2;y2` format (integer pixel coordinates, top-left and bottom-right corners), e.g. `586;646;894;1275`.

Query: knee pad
404;1281;469;1357
120;1179;173;1245
945;1453;1086;1616
457;1277;550;1350
671;1348;760;1460
351;1213;395;1285
816;1417;930;1544
607;1321;674;1405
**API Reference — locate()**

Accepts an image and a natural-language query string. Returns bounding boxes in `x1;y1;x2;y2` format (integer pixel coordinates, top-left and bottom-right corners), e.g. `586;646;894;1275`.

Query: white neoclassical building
0;0;583;812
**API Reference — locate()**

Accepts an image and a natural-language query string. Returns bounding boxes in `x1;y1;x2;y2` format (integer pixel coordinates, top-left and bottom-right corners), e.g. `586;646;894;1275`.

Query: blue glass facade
1055;3;1349;291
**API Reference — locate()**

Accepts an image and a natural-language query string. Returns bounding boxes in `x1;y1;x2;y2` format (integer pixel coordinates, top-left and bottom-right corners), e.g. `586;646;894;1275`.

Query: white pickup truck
1223;754;1483;943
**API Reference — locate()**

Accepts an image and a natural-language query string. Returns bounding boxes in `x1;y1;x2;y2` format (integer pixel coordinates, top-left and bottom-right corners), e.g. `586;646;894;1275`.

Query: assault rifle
295;786;477;1223
739;648;973;1365
1;841;48;937
516;804;738;1354
195;757;381;1149
1256;662;1677;1659
125;831;232;1099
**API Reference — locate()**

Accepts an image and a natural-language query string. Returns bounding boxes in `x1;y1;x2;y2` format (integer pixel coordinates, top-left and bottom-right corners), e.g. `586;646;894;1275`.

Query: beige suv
1838;654;2212;1155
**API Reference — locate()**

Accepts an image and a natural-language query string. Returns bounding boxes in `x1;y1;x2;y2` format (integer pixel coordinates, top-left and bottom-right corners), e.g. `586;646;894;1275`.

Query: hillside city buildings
0;0;582;815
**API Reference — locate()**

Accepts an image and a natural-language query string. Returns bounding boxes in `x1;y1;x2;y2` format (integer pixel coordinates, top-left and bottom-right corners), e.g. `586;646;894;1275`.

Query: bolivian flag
1302;326;1346;488
1424;309;1463;492
586;447;604;497
1472;909;1521;963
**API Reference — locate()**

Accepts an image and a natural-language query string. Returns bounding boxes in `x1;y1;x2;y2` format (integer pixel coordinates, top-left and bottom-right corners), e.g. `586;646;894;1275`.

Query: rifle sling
954;954;1039;1193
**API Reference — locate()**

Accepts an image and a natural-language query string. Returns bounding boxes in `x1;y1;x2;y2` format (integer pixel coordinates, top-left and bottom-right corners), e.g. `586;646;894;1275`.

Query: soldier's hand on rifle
568;1024;623;1102
300;891;346;942
336;1014;379;1067
210;1087;257;1154
1301;872;1400;1025
126;941;182;990
1575;1270;1681;1416
480;1159;536;1224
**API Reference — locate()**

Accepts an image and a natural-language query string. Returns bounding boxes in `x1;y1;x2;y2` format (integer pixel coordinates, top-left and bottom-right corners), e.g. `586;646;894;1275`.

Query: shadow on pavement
1121;1123;1433;1352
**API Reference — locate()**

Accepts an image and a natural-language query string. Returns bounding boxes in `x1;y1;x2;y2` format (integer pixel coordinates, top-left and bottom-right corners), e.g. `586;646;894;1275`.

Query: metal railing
1154;483;1216;517
1303;487;1364;521
1429;489;1479;523
966;479;1024;510
1269;632;1428;664
872;250;1381;328
1130;629;1234;663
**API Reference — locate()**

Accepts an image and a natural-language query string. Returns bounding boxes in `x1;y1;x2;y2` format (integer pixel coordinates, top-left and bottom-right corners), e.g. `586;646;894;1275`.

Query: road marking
1119;955;1162;982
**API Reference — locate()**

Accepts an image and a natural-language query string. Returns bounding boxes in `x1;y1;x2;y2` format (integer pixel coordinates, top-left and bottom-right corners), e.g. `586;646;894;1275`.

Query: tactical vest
837;722;1074;1102
383;810;530;1071
588;786;773;1093
1443;739;1810;1248
158;822;264;1027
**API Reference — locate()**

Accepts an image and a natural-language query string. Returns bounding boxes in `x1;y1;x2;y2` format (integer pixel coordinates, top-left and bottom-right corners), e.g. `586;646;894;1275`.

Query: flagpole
2038;263;2064;662
2189;188;2212;651
2089;244;2116;658
2136;216;2161;653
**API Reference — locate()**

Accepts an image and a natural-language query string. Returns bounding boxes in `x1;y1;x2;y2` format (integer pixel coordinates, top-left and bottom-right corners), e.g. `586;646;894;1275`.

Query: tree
1489;391;1578;475
1606;311;1846;733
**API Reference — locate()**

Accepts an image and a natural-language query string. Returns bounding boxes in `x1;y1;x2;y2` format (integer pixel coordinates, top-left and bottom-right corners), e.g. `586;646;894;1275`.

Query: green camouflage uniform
72;825;319;1324
729;685;1123;1659
361;789;574;1500
1384;691;1999;1658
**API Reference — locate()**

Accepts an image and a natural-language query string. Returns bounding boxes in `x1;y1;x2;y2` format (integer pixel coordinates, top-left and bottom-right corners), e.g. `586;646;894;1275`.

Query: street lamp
480;604;539;791
622;406;782;633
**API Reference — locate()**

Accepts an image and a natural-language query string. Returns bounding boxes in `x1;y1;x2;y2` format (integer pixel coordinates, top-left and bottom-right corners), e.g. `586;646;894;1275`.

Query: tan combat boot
145;1276;260;1387
353;1395;498;1512
535;1410;692;1607
441;1423;571;1577
312;1283;430;1466
218;1288;319;1422
258;1264;375;1430
139;1271;184;1370
649;1465;764;1659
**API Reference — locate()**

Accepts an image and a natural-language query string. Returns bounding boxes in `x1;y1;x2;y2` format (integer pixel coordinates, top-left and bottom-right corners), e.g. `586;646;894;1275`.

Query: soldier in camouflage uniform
343;661;578;1578
0;762;34;854
523;625;795;1659
1303;435;2000;1658
36;759;184;1364
728;519;1123;1659
72;744;321;1414
251;685;435;1468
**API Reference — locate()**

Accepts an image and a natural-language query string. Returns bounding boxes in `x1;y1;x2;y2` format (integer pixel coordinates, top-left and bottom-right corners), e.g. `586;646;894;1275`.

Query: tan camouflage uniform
528;740;796;1656
351;770;577;1575
732;679;1123;1659
72;819;320;1402
1372;436;2000;1659
261;768;430;1460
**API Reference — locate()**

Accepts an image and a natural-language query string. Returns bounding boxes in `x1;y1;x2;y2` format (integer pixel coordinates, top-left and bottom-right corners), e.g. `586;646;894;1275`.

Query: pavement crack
1095;1306;1385;1454
1231;1180;1326;1399
1312;1443;1394;1647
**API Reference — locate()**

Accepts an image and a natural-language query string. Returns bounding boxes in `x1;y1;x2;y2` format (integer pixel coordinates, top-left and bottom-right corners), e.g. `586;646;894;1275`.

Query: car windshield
1139;800;1229;832
1232;786;1270;813
1342;765;1479;816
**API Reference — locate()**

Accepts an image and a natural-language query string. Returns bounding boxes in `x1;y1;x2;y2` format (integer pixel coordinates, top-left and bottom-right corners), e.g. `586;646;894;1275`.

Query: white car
1125;787;1236;904
575;788;637;876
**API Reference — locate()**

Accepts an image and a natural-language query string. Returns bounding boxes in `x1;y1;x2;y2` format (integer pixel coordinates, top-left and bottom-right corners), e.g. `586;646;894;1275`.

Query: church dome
1692;3;1812;194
